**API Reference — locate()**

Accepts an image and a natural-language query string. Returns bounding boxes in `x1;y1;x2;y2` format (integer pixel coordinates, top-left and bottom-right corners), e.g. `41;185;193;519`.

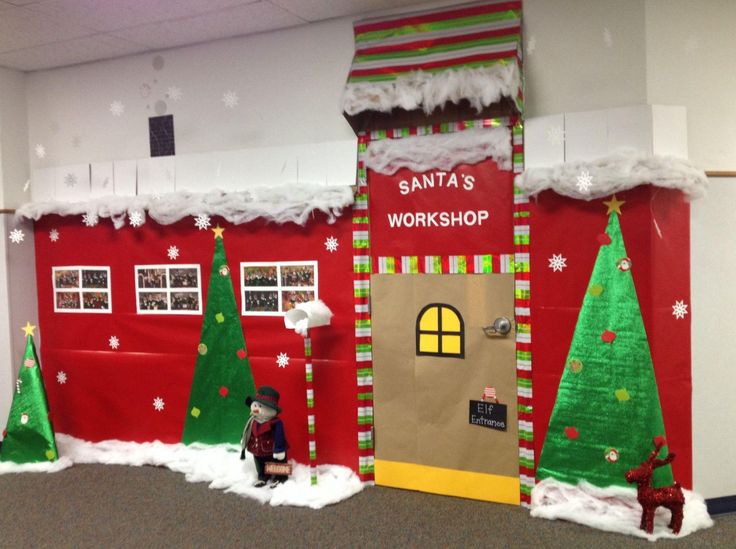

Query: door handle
482;317;512;337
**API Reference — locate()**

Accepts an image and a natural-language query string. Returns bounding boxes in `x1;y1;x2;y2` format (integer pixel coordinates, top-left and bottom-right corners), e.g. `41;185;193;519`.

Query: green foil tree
537;196;674;489
182;226;257;445
0;323;58;464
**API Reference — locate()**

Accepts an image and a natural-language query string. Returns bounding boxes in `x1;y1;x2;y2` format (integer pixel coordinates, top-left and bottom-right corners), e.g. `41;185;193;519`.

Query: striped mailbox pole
284;301;333;487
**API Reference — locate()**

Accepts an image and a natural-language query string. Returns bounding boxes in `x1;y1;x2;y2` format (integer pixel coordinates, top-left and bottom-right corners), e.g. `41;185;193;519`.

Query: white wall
646;0;736;171
0;65;33;426
25;16;356;172
691;177;736;499
523;0;647;117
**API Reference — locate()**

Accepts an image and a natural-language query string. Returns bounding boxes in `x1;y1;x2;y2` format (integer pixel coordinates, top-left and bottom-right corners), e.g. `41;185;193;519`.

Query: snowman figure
240;386;289;488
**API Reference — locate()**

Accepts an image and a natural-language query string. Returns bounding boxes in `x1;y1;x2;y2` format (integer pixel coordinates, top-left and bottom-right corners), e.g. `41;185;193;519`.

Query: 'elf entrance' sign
369;158;514;257
469;400;508;432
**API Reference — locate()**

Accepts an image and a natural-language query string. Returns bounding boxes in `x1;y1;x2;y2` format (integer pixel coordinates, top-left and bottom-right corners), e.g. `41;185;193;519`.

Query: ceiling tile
0;6;96;52
112;2;305;50
25;0;261;33
269;0;435;22
0;33;150;71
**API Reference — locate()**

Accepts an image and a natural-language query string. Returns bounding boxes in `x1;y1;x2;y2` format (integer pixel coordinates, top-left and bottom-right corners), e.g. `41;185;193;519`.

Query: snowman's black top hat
245;386;281;413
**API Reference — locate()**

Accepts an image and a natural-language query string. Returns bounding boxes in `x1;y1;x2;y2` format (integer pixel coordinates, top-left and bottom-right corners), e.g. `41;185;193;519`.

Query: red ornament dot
564;426;579;440
597;233;612;245
236;348;247;360
601;330;617;343
654;435;667;448
219;386;229;397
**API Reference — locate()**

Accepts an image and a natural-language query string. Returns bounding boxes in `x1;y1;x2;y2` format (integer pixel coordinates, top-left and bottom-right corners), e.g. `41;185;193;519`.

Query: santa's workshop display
0;323;58;464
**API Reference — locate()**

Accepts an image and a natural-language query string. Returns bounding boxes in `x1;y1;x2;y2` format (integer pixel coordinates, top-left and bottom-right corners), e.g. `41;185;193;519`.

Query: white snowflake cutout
64;173;78;187
324;236;339;253
194;214;211;231
49;229;60;242
276;352;289;368
129;211;144;228
546;125;565;145
167;86;183;101
576;169;593;193
153;397;165;412
34;144;47;159
167;245;180;260
672;300;688;320
548;254;567;272
56;371;67;384
603;27;613;48
8;229;24;244
222;90;239;109
82;213;99;227
110;100;125;117
109;335;120;350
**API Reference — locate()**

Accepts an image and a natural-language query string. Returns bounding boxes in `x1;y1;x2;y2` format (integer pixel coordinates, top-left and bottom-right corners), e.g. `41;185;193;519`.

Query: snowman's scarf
240;412;278;450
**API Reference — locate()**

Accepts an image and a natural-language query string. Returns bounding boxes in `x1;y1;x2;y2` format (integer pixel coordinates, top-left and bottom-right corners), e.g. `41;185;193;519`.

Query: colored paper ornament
568;359;583;373
588;284;604;297
601;330;617;343
215;312;225;323
617;257;632;271
564;426;579;439
236;348;247;360
605;448;619;463
190;407;201;418
597;233;612;245
24;358;35;368
219;265;230;277
615;388;631;402
219;386;229;397
197;343;207;355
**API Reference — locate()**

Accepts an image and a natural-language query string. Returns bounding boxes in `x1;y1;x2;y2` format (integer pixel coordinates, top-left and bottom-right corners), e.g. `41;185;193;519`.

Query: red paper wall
33;212;359;471
530;187;692;487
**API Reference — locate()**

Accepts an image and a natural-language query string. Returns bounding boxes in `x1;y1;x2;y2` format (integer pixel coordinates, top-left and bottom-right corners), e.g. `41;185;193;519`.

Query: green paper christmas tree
182;225;257;445
0;323;58;464
537;196;674;489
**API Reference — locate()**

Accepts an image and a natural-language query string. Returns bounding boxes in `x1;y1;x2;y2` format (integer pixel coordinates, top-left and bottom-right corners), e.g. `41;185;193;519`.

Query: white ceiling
0;0;435;72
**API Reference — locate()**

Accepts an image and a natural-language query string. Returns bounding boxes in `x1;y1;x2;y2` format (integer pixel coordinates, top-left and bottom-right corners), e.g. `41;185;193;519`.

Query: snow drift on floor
531;477;713;541
0;434;363;509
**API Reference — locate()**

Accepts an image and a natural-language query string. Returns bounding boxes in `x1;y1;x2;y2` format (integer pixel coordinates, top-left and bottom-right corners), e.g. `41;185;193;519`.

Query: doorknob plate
482;316;512;337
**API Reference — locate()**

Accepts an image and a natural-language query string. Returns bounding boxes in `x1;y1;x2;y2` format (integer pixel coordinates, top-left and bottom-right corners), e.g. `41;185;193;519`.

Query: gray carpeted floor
0;464;733;548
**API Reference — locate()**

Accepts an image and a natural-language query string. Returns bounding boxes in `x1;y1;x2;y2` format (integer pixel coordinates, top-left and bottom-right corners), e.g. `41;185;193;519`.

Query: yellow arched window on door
416;303;465;358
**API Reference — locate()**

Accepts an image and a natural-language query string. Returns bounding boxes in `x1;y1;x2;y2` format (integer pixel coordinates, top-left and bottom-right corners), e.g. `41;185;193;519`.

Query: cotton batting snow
515;150;708;201
342;64;521;116
364;126;511;175
15;185;355;229
530;478;713;541
0;434;363;509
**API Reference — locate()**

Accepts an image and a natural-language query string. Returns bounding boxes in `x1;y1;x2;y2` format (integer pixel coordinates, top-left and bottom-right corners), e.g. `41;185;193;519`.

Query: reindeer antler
648;437;666;462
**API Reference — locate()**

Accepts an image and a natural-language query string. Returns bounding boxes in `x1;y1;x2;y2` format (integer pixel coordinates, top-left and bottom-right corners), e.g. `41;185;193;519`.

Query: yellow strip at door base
375;459;520;505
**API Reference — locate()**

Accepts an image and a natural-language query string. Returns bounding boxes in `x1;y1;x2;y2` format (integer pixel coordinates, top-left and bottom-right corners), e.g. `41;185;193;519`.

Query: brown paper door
371;273;519;504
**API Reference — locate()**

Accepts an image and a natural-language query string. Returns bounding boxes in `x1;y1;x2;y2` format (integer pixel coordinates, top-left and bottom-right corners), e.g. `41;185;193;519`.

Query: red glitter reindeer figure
625;438;685;535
